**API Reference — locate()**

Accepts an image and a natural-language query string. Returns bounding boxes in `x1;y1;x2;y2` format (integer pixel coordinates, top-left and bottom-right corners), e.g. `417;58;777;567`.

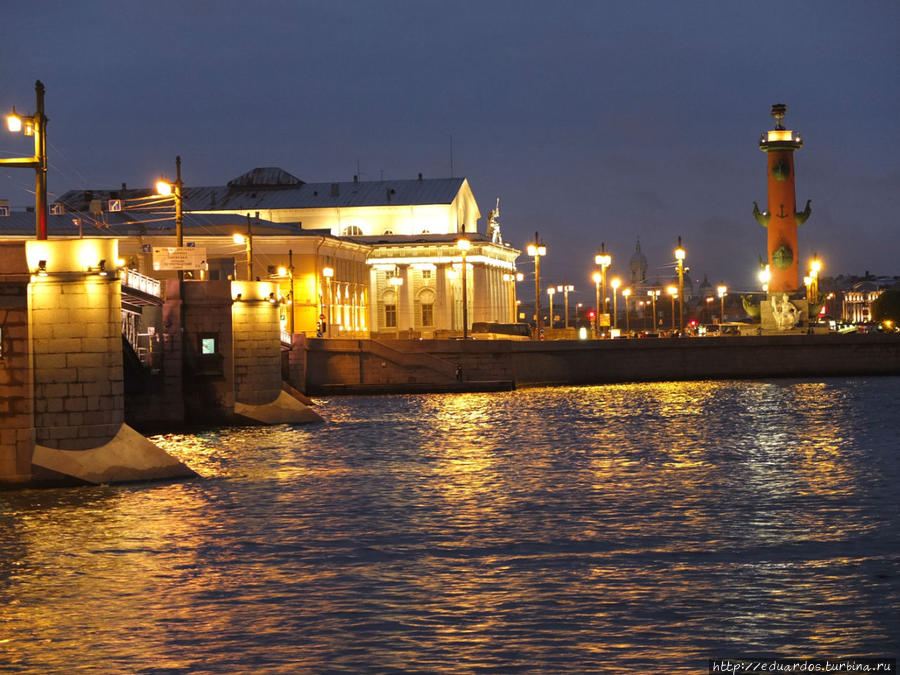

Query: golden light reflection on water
2;378;898;672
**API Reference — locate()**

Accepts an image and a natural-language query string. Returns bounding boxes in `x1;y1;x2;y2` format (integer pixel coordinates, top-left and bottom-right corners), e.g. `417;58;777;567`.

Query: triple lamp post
594;244;611;335
557;284;575;329
717;285;728;323
527;234;547;336
803;257;822;325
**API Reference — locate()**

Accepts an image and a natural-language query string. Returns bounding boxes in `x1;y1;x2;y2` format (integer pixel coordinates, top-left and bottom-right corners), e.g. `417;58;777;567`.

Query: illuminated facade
363;235;518;338
35;168;521;338
842;282;884;324
180;168;520;337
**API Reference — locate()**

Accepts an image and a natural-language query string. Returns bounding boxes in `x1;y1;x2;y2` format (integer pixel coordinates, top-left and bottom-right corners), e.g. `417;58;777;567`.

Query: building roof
0;209;302;238
54;170;469;215
186;174;468;212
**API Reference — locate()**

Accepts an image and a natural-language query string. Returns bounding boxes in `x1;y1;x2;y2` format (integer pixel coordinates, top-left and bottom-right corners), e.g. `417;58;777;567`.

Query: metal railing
122;268;161;298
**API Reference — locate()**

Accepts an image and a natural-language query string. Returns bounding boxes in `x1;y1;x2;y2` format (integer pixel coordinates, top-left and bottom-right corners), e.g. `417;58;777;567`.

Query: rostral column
753;104;811;293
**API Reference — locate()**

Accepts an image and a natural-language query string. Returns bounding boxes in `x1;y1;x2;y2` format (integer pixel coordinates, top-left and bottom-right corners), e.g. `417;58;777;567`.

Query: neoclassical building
6;168;521;339
181;168;520;337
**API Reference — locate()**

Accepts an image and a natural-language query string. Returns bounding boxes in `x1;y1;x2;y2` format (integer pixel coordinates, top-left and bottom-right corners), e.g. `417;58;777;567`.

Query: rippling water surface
2;378;899;673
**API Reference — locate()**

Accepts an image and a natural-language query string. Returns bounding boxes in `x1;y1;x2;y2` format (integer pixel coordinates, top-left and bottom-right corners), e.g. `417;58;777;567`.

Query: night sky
2;1;898;294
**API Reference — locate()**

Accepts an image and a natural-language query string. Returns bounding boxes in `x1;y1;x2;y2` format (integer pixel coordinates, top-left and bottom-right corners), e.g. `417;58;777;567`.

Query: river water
2;378;898;673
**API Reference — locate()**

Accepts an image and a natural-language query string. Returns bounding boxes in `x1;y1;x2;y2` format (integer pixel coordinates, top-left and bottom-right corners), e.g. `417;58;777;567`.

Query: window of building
421;303;433;327
385;304;397;328
343;225;363;236
201;336;217;355
197;333;223;376
421;269;431;279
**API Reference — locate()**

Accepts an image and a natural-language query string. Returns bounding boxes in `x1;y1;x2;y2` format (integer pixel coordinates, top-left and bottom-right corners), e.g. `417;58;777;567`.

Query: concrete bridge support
0;239;193;487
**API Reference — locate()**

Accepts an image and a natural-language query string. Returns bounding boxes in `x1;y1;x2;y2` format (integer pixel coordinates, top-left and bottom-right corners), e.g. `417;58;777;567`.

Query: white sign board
152;247;207;271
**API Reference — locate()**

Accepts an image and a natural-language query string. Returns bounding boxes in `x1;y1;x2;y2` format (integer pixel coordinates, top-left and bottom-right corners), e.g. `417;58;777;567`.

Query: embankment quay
302;333;900;394
2;235;897;489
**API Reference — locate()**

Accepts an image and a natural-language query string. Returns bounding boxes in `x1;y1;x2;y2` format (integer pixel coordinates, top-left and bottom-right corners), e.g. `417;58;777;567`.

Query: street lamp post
3;81;48;240
594;243;611;331
648;289;659;331
557;284;574;329
547;287;556;330
675;236;686;334
527;233;547;339
667;285;678;332
809;256;821;313
503;271;524;323
622;288;631;333
717;285;727;324
592;272;602;337
610;277;621;329
156;156;186;279
323;266;335;337
288;250;296;334
457;238;470;339
230;214;254;281
759;264;771;293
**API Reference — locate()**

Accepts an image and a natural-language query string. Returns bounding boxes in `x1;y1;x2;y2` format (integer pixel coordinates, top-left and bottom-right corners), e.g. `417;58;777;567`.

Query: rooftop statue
487;198;502;244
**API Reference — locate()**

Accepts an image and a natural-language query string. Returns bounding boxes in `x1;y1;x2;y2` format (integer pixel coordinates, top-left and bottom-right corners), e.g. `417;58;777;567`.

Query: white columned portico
436;263;450;333
398;264;414;336
473;263;488;323
368;267;379;333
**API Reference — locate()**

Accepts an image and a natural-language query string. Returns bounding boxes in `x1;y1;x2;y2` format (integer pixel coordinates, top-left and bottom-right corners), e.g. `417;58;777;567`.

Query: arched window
342;225;363;236
418;288;436;327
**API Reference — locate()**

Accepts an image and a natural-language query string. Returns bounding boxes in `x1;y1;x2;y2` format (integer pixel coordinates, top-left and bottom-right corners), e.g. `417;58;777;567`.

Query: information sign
152;247;207;271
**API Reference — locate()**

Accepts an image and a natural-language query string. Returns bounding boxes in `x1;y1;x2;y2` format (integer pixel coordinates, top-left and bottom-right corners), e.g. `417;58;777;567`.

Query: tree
870;289;900;323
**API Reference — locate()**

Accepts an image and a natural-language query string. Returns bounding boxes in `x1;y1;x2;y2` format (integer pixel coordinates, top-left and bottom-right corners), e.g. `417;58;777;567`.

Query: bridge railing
122;269;162;298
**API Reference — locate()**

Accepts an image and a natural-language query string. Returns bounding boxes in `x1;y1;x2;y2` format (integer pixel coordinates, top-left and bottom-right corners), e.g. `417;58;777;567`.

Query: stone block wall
284;333;308;394
0;268;34;485
29;273;124;450
232;282;282;406
303;334;900;392
181;280;234;422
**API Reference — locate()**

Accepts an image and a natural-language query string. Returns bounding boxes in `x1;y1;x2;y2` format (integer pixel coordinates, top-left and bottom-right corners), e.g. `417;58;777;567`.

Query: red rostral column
753;104;811;293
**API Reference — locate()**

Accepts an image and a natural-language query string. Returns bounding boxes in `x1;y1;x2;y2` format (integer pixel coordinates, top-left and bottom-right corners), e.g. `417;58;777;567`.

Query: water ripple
1;378;898;673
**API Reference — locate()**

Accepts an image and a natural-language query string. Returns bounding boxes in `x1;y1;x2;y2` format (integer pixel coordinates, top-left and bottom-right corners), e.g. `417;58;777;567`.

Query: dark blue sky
2;1;898;293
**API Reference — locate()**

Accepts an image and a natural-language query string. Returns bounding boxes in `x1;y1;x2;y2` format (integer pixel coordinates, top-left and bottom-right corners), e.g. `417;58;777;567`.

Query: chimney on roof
353;175;358;183
121;183;127;198
418;173;422;181
331;183;339;197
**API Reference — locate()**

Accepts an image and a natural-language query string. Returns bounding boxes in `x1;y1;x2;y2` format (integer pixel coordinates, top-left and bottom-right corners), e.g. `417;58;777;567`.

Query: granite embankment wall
305;334;900;393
